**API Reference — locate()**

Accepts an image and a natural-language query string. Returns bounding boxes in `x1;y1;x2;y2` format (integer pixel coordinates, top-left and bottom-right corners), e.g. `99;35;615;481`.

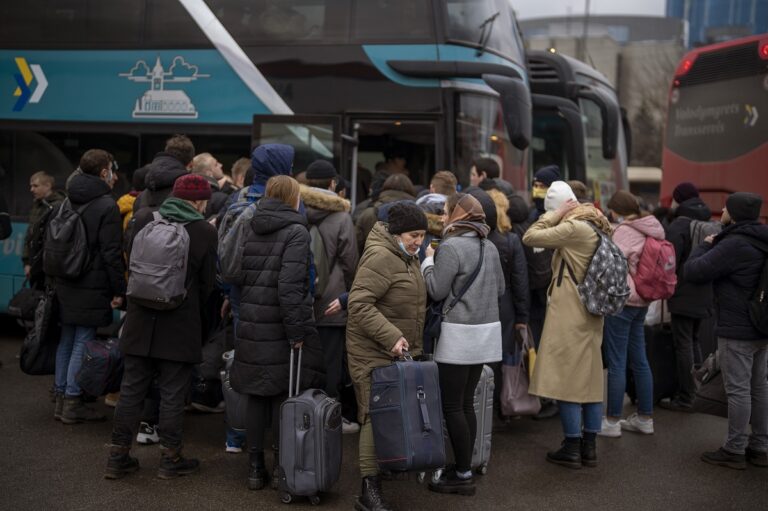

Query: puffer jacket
346;221;426;422
613;215;667;307
231;198;324;397
685;221;768;341
133;153;189;213
55;173;125;327
301;185;358;327
666;197;714;318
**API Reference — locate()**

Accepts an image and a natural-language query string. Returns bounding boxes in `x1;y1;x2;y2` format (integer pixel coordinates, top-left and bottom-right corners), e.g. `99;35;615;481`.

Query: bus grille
527;58;560;83
680;41;766;86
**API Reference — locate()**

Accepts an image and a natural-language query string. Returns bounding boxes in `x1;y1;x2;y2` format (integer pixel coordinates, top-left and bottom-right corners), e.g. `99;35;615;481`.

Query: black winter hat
726;192;763;222
388;201;427;235
673;182;699;204
534;165;561;187
305;160;337;180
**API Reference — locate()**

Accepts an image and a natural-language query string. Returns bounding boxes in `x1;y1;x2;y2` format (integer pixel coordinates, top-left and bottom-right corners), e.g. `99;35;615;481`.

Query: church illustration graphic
120;57;209;119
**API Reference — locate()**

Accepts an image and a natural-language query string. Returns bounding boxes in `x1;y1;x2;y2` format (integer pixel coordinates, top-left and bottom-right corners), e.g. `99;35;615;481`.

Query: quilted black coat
231;198;324;396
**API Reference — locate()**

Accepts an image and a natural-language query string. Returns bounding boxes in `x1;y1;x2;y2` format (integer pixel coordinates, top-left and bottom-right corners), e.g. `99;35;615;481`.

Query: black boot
427;469;476;496
581;439;597;468
157;447;200;479
104;445;140;479
546;438;582;469
248;451;269;490
60;395;106;424
355;476;394;511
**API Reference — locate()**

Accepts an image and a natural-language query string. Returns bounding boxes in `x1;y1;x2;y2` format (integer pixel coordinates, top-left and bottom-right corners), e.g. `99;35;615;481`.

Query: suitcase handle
414;363;432;432
288;346;303;398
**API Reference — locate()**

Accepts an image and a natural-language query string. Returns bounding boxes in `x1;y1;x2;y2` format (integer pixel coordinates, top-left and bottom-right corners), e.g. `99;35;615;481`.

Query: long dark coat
119;207;218;364
231;198;324;397
55;174;125;327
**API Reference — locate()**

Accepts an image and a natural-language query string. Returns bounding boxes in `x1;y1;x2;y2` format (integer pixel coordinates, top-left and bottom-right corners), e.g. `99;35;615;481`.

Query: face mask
532;187;548;200
398;240;416;257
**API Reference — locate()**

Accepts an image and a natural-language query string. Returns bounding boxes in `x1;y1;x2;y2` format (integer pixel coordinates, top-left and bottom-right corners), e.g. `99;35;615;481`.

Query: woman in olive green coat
346;202;427;511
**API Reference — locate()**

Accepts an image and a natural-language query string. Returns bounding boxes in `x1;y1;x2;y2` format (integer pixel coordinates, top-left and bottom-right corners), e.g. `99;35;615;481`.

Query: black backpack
43;198;94;279
733;235;768;336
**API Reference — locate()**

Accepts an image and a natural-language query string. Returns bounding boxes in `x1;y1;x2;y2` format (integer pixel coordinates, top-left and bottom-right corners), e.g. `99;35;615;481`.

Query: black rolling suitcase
627;322;678;403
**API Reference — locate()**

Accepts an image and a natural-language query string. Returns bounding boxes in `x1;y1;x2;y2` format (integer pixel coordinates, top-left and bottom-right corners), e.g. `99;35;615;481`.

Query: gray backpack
558;222;630;316
689;219;722;249
127;212;190;310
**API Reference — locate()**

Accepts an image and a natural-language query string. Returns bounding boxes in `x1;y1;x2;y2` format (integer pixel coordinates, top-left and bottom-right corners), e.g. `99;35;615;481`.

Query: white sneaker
619;413;654;435
597;416;621;438
342;418;360;435
136;422;159;444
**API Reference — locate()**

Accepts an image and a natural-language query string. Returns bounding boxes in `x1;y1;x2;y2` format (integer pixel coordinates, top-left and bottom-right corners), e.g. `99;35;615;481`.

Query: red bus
661;34;768;216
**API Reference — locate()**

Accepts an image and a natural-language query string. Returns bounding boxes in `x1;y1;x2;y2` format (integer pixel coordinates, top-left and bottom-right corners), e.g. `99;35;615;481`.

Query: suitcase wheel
476;464;488;476
416;472;425;484
309;495;321;506
430;469;443;484
280;493;293;505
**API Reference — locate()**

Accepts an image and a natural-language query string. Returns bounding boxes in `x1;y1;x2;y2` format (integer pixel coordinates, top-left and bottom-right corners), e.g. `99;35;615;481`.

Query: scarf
443;194;490;239
159;197;204;222
562;203;613;236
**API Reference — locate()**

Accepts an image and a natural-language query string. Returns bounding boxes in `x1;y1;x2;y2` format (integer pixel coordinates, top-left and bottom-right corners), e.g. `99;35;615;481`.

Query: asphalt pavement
0;320;764;510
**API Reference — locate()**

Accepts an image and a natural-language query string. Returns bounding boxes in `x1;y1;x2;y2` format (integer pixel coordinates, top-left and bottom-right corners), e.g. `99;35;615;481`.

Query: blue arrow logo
12;73;31;112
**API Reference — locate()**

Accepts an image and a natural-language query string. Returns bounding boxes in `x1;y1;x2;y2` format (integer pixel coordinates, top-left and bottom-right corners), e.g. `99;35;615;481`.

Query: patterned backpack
558;222;630;316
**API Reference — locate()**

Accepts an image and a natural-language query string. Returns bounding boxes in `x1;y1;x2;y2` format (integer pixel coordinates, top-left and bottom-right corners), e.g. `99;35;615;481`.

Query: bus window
252;120;338;174
443;0;524;64
580;98;616;203
146;0;210;47
531;111;572;178
455;93;523;188
352;1;434;41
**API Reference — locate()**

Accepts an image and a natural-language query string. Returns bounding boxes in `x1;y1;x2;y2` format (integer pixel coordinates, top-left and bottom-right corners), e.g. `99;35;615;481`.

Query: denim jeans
226;427;246;448
54;324;96;397
719;338;768;454
558;401;603;438
604;306;653;417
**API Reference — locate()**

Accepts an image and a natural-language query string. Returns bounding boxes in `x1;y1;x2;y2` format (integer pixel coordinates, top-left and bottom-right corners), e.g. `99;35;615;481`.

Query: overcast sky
514;0;667;20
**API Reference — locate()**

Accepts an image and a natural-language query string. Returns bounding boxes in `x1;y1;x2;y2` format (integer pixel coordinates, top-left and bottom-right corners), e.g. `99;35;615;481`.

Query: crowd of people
17;135;768;510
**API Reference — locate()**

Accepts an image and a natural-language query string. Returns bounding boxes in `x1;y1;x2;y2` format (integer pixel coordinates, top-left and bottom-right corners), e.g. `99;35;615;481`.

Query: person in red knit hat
105;172;218;480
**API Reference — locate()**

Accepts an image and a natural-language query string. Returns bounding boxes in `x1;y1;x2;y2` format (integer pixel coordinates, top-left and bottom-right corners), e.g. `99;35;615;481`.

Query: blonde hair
191;153;216;175
488;189;512;233
265;175;300;209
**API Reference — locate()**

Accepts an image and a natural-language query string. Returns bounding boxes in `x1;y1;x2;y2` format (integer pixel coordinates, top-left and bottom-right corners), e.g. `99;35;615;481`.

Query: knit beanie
544;181;577;212
726;192;763;222
673;182;699;204
305;160;337;180
534;165;561;187
172;174;212;201
607;190;640;217
387;201;428;235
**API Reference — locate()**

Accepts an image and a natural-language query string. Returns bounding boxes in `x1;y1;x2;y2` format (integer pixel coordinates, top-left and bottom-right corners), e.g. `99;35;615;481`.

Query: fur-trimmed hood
300;185;351;213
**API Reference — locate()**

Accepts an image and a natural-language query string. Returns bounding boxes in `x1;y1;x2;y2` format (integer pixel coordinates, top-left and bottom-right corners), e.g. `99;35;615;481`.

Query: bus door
344;116;440;205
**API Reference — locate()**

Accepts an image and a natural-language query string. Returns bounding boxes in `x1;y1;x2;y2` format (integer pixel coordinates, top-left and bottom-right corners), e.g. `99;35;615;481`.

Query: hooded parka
346;222;426;422
55;173;126;327
231;198;324;396
132;153;189;213
300;185;358;327
522;207;608;403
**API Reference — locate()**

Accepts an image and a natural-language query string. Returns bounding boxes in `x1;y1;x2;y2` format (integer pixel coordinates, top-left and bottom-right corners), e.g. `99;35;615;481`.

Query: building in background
667;0;768;47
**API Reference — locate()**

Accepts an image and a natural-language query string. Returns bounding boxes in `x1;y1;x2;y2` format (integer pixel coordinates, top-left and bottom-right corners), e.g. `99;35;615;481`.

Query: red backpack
634;237;677;301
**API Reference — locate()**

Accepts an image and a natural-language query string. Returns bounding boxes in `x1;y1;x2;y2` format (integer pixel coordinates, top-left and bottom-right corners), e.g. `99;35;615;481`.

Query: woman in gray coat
422;193;504;496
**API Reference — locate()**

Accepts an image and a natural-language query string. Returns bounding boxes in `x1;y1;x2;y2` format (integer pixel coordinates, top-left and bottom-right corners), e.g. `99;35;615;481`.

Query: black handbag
19;287;61;376
424;239;485;341
8;280;44;321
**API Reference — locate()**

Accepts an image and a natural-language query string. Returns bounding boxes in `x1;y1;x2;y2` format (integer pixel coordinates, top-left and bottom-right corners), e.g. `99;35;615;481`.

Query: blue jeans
54;325;96;397
604;306;653;417
226;427;246;448
558;401;602;438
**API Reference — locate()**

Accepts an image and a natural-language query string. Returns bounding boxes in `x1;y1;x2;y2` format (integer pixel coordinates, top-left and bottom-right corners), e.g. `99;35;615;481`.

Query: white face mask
398;239;415;256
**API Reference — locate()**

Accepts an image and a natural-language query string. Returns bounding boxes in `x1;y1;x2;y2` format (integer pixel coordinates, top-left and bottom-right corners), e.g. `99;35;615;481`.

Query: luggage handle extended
288;345;303;398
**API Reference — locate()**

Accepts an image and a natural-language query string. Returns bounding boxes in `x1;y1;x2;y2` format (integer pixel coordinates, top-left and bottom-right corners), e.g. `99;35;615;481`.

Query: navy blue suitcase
369;351;446;472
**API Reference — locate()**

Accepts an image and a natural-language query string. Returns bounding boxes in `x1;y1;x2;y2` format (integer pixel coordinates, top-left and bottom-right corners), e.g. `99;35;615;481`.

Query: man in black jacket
55;150;126;424
662;182;715;412
132;135;194;214
685;192;768;470
106;174;218;480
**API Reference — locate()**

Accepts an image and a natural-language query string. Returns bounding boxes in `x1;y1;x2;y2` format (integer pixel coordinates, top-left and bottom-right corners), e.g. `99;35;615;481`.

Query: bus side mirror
574;83;620;160
482;74;532;150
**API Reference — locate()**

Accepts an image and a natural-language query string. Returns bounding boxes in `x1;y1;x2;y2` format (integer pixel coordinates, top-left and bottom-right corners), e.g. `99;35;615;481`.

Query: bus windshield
443;0;525;64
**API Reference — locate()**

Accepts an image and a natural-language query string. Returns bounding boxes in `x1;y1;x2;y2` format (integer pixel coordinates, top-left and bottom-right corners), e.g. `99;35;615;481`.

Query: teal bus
0;0;534;312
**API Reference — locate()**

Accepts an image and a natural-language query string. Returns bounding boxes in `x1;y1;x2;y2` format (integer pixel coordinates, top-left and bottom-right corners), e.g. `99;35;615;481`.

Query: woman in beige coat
522;181;611;470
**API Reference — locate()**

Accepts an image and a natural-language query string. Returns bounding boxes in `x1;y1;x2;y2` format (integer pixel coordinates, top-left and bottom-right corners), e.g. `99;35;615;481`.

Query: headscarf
443;193;490;239
562;203;613;236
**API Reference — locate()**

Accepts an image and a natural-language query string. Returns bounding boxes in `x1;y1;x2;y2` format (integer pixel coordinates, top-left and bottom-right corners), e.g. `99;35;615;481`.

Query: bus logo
119;56;209;119
12;57;48;111
745;104;759;128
